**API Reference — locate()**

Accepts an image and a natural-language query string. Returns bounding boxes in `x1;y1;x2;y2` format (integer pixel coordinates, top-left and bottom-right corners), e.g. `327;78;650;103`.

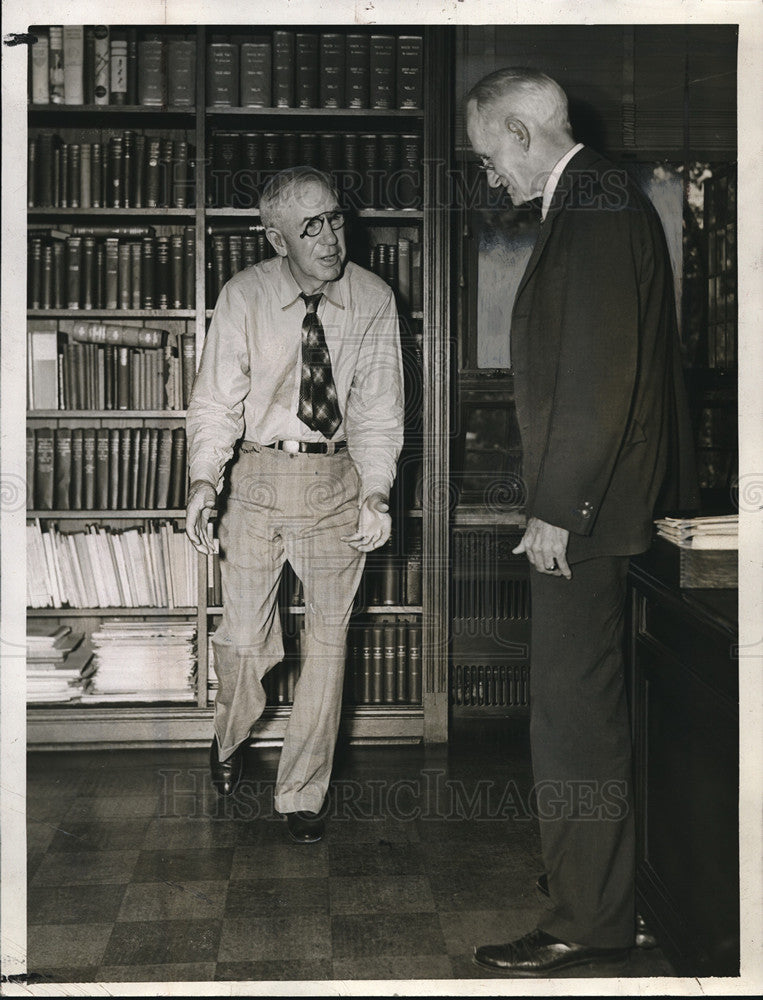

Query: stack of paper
27;622;95;703
655;515;738;550
82;619;197;703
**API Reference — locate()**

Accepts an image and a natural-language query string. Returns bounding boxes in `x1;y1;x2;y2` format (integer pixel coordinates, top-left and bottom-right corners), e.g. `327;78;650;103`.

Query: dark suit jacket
510;146;698;562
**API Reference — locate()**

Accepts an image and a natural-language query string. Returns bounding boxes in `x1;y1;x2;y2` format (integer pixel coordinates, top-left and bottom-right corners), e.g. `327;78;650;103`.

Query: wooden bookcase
26;25;452;749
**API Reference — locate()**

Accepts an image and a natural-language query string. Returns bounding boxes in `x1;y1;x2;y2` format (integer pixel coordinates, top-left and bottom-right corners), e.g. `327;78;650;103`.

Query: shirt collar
276;255;347;311
541;142;585;220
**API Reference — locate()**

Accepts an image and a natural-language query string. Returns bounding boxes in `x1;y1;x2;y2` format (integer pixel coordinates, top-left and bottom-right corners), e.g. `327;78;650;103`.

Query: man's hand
341;493;392;552
513;516;572;579
185;479;216;556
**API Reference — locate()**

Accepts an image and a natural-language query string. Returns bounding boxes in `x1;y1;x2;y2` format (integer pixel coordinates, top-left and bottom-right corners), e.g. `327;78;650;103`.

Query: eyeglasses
299;211;346;240
478;155;495;173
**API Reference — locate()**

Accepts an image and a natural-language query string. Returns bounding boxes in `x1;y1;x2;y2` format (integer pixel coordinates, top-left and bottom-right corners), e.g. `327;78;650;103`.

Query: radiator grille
451;663;529;708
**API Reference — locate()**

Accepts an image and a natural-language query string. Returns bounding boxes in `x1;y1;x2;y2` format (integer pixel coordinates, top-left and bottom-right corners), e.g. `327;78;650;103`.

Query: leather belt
259;439;347;455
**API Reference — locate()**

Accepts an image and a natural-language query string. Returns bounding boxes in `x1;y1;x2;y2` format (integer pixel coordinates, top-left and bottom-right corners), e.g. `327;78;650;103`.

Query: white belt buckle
282;439;300;455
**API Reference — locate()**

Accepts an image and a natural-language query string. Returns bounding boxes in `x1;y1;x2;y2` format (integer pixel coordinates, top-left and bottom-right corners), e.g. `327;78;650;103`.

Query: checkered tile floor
26;725;675;984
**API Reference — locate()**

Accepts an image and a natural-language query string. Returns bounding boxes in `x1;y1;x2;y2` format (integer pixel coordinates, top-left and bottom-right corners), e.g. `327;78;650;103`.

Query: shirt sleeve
344;288;405;503
185;280;251;491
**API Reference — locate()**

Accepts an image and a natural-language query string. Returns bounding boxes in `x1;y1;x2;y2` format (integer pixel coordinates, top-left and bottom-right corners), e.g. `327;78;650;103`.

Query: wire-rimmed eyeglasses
299;211;346;239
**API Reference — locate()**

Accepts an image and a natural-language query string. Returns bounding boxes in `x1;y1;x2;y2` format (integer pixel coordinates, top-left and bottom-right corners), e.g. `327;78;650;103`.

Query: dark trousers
530;555;635;949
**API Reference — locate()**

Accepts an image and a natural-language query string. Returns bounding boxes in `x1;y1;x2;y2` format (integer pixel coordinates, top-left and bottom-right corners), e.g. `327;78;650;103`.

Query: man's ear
505;115;530;150
266;227;288;257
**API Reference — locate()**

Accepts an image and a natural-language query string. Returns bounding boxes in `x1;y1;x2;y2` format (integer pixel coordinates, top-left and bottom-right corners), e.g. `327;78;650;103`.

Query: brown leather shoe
473;928;628;976
535;873;657;949
209;737;243;796
285;810;325;844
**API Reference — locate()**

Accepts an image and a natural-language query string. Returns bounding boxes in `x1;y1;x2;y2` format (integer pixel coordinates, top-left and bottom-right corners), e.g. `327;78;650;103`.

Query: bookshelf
26;24;451;748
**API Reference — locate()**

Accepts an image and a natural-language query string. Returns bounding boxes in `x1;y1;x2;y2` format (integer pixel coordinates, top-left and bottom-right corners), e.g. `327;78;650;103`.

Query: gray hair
466;67;572;136
259;166;339;230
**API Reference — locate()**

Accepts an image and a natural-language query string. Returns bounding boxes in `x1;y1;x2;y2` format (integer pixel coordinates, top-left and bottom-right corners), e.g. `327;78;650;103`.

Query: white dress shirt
541;142;585;220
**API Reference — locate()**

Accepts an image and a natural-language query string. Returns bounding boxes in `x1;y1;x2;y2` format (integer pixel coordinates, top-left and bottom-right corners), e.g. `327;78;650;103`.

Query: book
272;30;295;108
126;28;139;105
395;624;407;702
168;37;196;107
371;626;384;703
181;331;196;407
295;33;319;108
398;134;422;209
319;33;345;108
397;237;411;311
93;25;110;105
411;241;423;312
63;26;85;105
240;40;271;108
26;429;35;510
397;35;423;109
109;429;120;509
138;38;166;107
48;26;65;104
53;428;72;510
369;35;395;109
383;624;397;703
66;236;82;309
408;623;422;703
69;320;168;347
361;628;373;703
82;427;96;509
28;319;59;409
169;427;186;508
31;29;50;104
95;428;110;509
70;428;83;508
110;30;128;104
117;428;131;507
207;42;239;107
155;428;173;508
34;427;55;510
345;34;369;109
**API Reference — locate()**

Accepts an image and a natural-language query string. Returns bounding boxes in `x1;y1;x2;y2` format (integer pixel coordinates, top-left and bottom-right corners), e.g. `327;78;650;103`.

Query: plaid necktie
297;292;342;439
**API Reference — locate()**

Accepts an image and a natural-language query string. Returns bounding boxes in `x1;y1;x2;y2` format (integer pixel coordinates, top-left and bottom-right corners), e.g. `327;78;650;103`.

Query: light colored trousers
212;443;365;814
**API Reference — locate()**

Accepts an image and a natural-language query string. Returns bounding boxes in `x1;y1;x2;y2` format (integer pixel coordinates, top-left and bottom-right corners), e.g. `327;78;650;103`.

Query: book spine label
168;39;196;107
272;31;295;108
63;26;85;105
93;26;110;105
31;31;50;104
240;42;271;107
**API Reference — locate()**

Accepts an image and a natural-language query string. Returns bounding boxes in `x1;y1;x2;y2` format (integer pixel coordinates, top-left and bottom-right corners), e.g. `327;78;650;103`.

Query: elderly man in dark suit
465;67;696;976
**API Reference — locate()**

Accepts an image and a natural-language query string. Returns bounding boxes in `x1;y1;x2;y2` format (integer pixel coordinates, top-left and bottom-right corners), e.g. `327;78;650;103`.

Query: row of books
347;623;423;704
206;32;422;111
27;426;187;512
86;620;197;702
451;664;530;709
28;321;195;412
206;621;423;705
27;623;95;704
27;520;196;609
704;169;737;371
29;132;195;209
368;239;424;313
205;536;423;609
30;27;195;107
206;130;422;210
28;228;196;312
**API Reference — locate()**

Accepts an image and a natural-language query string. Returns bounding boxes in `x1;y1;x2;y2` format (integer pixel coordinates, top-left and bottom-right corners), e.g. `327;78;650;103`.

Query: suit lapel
514;146;597;302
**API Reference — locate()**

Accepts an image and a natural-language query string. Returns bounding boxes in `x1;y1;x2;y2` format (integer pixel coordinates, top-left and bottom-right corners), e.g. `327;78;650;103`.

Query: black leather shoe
535;873;656;949
209;738;243;796
473;928;628;976
285;810;325;844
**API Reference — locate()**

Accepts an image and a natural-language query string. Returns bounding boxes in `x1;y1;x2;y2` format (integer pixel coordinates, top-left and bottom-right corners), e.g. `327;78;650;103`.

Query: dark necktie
297;292;342;439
